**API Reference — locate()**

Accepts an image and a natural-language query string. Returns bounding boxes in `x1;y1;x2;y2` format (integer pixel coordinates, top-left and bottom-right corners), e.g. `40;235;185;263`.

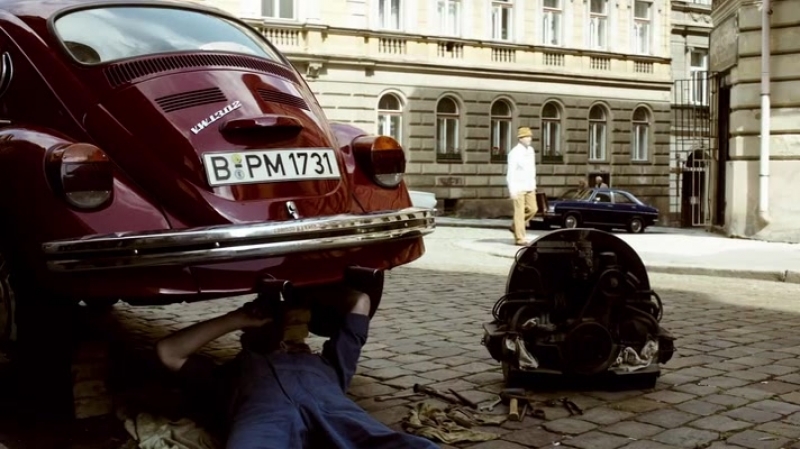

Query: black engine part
482;229;675;388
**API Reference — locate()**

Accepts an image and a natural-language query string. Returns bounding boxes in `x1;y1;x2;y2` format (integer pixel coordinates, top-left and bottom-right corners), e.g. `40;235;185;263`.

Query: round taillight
47;143;114;210
352;135;406;188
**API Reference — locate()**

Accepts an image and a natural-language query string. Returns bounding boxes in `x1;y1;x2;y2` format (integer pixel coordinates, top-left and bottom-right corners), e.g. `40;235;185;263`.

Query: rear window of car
53;6;283;65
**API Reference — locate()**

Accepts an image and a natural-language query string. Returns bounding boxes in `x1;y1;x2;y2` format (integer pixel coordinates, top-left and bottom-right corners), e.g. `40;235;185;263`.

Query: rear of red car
0;1;434;305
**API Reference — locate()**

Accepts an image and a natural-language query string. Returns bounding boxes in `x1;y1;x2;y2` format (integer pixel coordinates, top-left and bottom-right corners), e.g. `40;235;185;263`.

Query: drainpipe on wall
758;0;772;225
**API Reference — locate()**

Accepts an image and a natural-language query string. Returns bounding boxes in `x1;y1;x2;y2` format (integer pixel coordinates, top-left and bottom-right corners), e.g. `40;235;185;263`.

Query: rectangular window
492;0;513;41
491;119;512;161
632;124;648;161
690;50;709;106
543;0;562;46
262;0;295;20
633;0;651;54
378;114;402;144
438;0;462;36
589;122;606;160
589;0;608;49
379;0;402;30
543;120;561;159
437;118;460;156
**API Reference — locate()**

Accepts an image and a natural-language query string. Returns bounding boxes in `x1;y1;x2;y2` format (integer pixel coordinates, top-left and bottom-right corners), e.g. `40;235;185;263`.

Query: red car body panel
0;0;434;305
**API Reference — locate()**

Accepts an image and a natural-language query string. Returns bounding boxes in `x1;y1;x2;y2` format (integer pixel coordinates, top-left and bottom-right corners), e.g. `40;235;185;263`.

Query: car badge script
191;100;242;134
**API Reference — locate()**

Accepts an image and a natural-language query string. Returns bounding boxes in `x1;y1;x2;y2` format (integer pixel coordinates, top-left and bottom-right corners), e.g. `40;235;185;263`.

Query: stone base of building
724;160;800;243
442;199;514;219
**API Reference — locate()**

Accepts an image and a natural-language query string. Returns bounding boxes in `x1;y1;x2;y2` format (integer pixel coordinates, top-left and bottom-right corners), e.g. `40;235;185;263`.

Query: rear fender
0;125;172;272
329;122;412;213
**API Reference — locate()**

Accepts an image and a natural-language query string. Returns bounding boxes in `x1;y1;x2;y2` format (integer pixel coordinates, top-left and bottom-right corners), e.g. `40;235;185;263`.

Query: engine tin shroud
482;229;676;390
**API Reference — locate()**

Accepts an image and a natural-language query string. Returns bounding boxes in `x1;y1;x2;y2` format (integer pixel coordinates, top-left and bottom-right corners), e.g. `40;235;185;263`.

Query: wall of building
207;0;676;219
711;0;800;242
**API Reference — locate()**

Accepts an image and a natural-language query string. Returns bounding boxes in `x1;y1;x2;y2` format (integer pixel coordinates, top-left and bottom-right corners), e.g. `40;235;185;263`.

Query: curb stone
485;249;800;285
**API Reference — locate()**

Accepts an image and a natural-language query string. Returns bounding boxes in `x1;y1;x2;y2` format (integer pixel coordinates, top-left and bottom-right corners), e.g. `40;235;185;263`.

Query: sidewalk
433;217;800;284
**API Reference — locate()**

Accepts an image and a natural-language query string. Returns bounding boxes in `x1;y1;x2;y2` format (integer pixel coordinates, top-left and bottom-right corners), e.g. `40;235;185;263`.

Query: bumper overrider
42;208;436;273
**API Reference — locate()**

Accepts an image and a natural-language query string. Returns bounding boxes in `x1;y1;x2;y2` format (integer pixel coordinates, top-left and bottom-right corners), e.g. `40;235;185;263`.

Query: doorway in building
681;149;709;227
673;70;716;227
714;82;731;227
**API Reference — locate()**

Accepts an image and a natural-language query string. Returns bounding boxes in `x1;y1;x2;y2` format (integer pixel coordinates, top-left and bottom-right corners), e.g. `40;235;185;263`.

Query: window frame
490;99;514;162
631;106;651;162
378;0;403;30
632;0;652;55
689;49;709;106
437;0;463;37
377;93;404;145
262;0;296;21
588;105;608;162
491;0;514;41
436;96;462;161
588;0;608;50
541;101;563;163
542;0;563;46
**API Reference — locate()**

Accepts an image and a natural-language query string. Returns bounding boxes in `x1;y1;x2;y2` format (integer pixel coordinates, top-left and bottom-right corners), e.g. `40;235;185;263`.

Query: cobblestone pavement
96;266;800;449
4;226;800;449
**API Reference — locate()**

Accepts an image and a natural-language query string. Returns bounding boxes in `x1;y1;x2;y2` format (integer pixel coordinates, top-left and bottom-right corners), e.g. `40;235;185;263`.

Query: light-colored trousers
512;191;538;242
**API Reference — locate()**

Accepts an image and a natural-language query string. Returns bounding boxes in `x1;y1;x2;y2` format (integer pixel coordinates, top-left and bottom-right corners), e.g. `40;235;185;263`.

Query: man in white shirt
506;127;538;246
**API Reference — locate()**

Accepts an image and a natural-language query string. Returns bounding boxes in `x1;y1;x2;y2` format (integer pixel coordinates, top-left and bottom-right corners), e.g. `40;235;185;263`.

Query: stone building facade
710;0;800;242
206;0;675;218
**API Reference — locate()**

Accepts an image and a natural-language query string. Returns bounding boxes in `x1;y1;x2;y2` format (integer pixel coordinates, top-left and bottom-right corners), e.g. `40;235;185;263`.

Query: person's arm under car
156;303;273;372
321;289;371;391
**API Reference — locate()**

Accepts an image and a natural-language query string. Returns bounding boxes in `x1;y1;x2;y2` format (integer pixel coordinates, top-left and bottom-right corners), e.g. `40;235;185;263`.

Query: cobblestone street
4;229;800;448
37;267;800;448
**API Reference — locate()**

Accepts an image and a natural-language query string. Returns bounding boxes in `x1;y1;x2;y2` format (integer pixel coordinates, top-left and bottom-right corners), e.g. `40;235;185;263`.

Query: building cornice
285;54;673;91
245;19;672;64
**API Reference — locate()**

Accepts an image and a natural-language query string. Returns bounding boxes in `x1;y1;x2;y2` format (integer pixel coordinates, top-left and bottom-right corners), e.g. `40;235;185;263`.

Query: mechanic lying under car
155;287;437;449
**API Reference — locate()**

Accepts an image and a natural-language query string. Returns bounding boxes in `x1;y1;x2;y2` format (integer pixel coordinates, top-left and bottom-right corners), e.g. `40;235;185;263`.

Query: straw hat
518;127;532;138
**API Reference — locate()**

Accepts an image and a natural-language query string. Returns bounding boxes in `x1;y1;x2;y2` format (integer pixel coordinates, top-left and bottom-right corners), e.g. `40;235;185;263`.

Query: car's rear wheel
627;217;645;234
563;213;580;229
0;252;77;420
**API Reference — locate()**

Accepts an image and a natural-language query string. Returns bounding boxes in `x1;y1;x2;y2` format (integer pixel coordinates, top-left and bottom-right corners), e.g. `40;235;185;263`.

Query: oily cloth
402;403;506;444
122;412;220;449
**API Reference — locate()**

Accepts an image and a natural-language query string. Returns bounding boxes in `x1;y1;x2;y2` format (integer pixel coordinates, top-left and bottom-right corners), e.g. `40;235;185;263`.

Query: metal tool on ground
545;397;583;416
375;390;424;402
413;384;461;405
501;388;526;421
479;396;502;412
449;389;478;409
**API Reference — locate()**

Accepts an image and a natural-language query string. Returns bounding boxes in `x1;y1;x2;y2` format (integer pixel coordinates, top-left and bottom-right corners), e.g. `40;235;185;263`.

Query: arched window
541;101;562;162
377;93;403;144
436;96;460;160
490;99;513;162
588;105;607;161
631;107;650;161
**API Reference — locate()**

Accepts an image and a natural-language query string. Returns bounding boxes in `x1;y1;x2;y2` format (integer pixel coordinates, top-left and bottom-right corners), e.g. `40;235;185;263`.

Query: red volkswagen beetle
0;0;434;372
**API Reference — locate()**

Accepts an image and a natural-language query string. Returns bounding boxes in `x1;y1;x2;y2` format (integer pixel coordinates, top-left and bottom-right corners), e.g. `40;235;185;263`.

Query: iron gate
672;70;718;227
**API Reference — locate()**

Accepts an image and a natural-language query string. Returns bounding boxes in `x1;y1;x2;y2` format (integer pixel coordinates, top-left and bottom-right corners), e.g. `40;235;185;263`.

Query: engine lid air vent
256;88;309;110
104;53;298;88
155;87;227;113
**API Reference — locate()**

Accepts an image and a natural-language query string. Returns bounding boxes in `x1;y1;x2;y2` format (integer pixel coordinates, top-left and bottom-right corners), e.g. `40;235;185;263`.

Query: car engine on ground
482;229;675;388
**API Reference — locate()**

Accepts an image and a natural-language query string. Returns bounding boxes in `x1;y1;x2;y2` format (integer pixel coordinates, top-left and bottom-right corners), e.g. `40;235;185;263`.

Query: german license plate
203;148;341;187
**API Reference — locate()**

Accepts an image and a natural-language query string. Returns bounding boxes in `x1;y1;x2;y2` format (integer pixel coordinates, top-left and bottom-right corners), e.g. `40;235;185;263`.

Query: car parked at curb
409;190;437;210
0;0;435;414
533;188;659;233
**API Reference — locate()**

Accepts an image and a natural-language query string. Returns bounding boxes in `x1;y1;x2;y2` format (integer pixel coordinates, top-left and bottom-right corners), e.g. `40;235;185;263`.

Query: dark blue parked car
533;188;659;233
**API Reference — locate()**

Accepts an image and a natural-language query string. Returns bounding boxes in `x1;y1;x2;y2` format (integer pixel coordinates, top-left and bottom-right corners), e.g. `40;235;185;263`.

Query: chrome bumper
42;208;435;272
